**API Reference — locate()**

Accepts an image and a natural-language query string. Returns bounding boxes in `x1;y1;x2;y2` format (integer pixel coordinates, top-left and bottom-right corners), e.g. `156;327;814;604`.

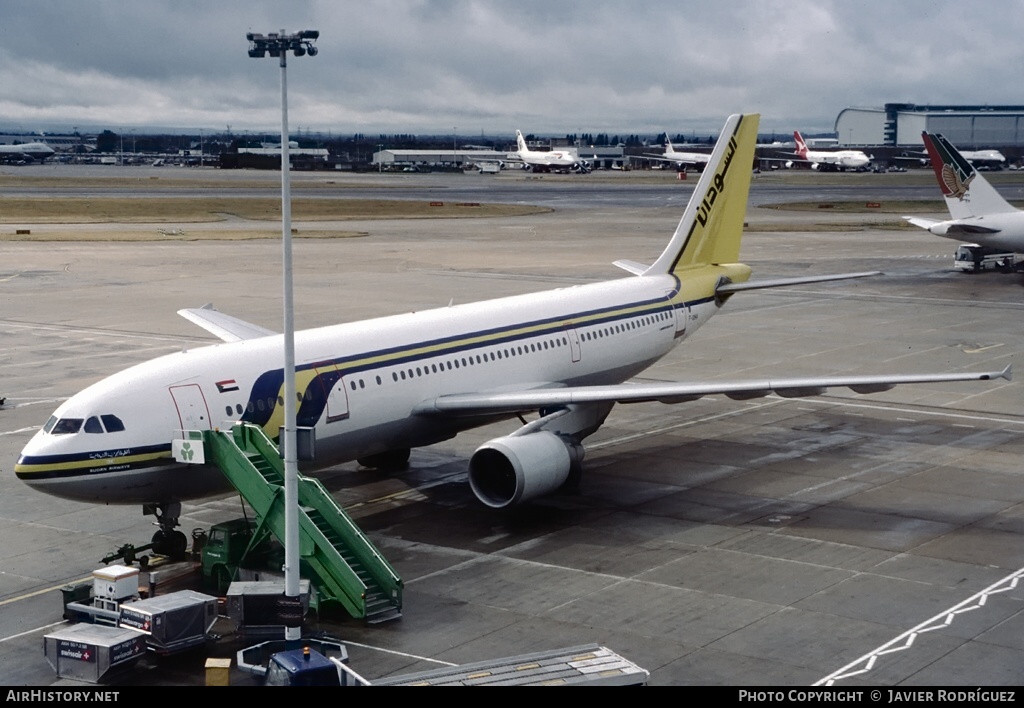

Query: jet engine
468;431;583;509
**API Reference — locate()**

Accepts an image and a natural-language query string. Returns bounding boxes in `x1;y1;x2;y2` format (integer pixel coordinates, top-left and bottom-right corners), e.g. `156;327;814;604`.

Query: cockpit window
45;414;125;435
101;415;125;432
50;418;84;435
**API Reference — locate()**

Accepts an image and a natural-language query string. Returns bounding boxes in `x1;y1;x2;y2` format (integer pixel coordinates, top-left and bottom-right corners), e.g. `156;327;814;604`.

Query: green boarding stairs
196;423;402;623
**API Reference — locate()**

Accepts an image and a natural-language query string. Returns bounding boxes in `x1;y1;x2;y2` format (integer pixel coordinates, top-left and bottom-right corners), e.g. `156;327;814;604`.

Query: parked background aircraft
787;131;871;171
508;130;591;173
642;135;711;170
0;141;55;164
15;114;1007;555
957;147;1007;169
904;131;1024;254
899;144;1006;170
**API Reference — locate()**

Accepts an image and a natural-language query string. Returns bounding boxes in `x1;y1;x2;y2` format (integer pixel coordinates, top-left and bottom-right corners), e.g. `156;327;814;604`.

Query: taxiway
0;168;1021;686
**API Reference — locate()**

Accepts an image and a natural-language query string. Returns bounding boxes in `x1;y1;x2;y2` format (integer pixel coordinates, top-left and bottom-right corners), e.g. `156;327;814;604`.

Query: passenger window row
220;309;674;418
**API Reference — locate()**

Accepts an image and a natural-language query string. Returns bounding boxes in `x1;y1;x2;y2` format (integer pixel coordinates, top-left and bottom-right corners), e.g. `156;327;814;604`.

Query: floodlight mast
246;28;318;643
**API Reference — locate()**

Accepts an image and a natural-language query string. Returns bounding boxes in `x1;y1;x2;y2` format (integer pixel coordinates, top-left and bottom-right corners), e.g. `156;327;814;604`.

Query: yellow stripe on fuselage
15;449;171;476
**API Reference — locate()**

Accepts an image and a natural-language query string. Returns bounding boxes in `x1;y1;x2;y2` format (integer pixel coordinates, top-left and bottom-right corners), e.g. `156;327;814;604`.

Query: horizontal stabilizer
716;271;881;295
903;216;942;230
613;259;649;275
414;366;1010;416
903;216;1001;235
178;304;277;342
940;223;1001;235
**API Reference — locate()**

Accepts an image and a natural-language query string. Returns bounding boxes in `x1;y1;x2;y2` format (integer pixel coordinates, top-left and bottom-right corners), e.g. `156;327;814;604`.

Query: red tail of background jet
793;131;809;159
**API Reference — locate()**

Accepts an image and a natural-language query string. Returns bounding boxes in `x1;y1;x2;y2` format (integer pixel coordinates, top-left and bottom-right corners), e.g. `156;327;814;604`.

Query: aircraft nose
14;429;54;482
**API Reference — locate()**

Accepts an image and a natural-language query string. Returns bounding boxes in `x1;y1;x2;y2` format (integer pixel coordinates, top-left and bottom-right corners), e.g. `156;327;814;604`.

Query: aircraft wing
178;304;277;342
414;366;1010;417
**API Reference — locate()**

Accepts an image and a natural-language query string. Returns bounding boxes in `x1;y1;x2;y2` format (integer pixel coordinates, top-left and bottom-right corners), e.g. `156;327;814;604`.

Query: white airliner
15;114;1008;553
0;141;55;163
791;131;871;171
904;132;1024;252
510;130;591;173
902;144;1006;170
957;147;1006;168
643;135;711;170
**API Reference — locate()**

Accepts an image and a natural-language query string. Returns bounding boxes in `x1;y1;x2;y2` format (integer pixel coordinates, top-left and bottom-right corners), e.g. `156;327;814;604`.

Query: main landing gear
357;448;411;472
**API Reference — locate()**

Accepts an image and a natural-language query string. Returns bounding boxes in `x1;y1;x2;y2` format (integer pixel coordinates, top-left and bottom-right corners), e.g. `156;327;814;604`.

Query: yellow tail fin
646;113;759;274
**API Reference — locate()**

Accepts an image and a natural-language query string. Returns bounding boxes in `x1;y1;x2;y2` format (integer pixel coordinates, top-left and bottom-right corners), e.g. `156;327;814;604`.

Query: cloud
3;0;1023;136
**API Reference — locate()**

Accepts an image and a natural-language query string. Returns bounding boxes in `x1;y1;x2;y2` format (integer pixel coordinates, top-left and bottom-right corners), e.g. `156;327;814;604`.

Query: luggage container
43;623;145;683
225;580;312;637
118;589;218;654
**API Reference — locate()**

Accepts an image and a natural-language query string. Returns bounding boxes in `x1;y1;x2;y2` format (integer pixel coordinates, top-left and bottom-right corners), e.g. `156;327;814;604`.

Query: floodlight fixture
247;29;319;65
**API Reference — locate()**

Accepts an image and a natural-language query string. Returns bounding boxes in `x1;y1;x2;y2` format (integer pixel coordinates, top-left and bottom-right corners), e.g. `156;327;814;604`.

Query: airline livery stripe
295;292;694;377
16;445;173;478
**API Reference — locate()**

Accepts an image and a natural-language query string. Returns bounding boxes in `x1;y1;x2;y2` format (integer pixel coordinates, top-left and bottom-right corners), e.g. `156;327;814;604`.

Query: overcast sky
2;1;1021;139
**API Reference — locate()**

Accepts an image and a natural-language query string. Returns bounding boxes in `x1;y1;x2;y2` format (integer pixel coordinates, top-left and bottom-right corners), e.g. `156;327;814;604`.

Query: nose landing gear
144;501;189;557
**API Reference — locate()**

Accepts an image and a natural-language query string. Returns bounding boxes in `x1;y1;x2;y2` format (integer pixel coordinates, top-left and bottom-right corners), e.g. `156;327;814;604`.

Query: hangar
837;103;1024;147
372;148;509;169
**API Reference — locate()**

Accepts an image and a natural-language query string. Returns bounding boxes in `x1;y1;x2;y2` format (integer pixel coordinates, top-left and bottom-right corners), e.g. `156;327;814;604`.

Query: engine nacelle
468;431;582;509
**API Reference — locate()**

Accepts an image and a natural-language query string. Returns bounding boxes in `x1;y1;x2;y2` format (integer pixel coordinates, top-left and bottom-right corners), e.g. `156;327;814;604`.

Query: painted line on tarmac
796;396;1024;428
0;576;94;645
0;426;41;436
340;638;458;667
590;399;785;450
815;566;1024;685
0;621;66;644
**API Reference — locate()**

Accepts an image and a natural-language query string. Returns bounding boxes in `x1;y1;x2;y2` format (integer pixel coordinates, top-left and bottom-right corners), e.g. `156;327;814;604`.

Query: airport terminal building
837;103;1024;148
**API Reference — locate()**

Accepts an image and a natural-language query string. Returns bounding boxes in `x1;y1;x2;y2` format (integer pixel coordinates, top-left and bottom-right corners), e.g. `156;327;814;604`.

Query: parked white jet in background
957;147;1006;169
510;130;590;173
901;143;1006;170
643;135;711;171
791;131;871;171
0;141;55;163
904;131;1024;254
16;114;1008;553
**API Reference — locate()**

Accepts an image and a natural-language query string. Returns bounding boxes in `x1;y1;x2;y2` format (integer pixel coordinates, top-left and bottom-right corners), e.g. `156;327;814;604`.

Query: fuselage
16;272;721;505
661;141;711;166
